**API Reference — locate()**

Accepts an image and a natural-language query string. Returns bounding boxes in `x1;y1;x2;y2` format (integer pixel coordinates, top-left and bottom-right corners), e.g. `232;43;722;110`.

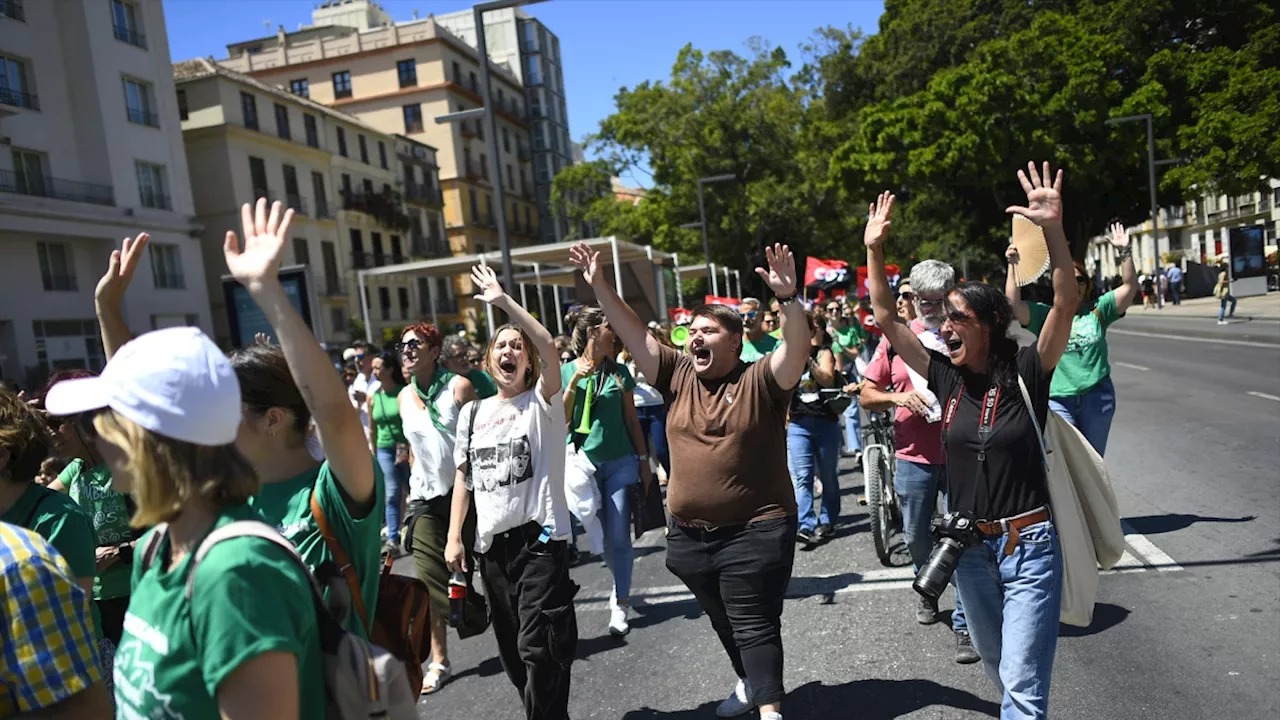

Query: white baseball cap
342;347;357;362
45;326;242;446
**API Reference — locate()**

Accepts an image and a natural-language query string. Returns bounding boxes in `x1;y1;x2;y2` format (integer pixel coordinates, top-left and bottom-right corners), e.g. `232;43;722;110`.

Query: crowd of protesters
1;156;1132;720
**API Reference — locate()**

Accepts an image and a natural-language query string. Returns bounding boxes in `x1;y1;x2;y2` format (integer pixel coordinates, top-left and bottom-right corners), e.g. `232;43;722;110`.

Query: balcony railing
0;86;38;110
0;169;114;206
139;190;171;210
410;231;449;258
126;106;160;128
341;188;410;231
320;276;348;297
1;0;25;22
403;183;443;207
351;251;372;270
113;23;147;49
315;197;333;219
286;193;308;216
251;187;272;204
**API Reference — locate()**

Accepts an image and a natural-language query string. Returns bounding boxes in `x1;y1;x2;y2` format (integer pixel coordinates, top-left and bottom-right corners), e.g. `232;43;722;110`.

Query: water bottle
448;572;467;628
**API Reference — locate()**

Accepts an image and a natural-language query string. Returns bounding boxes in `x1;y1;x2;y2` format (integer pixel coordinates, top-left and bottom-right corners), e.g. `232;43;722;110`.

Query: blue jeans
1219;294;1237;320
595;454;640;602
635;404;670;476
894;459;966;633
1048;375;1116;457
787;415;843;533
954;519;1062;720
842;399;863;454
375;447;409;538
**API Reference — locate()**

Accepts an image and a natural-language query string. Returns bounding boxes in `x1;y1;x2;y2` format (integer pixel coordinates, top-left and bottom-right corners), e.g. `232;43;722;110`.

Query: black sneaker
795;529;815;547
916;595;940;625
814;523;834;543
954;631;981;664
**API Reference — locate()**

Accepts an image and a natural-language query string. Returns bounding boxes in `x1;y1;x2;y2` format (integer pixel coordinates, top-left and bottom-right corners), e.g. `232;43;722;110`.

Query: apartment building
173;57;416;348
0;0;211;386
396;134;460;327
218;4;542;333
434;6;573;244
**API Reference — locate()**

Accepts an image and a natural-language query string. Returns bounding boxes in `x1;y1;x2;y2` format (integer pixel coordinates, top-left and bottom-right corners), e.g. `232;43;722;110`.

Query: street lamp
679;173;736;296
435;0;548;292
1105;114;1182;269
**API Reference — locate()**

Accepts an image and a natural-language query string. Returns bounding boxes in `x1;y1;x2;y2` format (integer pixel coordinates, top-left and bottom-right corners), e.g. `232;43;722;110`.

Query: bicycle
860;408;901;566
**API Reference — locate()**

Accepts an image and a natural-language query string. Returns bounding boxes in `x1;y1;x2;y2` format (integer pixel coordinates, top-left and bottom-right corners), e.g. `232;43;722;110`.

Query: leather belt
977;506;1051;557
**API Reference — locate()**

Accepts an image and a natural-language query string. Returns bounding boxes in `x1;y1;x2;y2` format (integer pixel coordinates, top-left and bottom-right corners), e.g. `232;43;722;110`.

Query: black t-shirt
928;345;1051;521
790;343;839;420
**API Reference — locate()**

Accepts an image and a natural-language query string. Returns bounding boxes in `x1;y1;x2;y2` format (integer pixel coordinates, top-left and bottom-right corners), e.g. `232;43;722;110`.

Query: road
404;325;1280;720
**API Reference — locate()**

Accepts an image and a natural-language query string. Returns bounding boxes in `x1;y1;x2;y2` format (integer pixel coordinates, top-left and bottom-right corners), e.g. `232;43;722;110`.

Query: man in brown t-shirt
569;241;808;720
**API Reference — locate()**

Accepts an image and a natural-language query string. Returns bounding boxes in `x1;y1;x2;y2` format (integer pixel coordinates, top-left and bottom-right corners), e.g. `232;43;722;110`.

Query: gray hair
441;335;470;358
738;297;762;311
909;260;957;296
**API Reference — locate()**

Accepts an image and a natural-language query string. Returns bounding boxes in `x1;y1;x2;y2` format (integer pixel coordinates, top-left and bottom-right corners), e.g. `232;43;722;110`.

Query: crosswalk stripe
1121;523;1184;572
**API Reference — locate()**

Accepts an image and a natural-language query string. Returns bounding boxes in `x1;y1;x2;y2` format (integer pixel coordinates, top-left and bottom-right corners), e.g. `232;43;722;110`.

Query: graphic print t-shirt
1025;289;1122;397
59;459;133;600
454;378;571;553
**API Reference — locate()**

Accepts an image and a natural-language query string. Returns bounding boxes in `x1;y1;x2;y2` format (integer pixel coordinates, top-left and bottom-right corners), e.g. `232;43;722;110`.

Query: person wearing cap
93;201;382;643
43;325;325;720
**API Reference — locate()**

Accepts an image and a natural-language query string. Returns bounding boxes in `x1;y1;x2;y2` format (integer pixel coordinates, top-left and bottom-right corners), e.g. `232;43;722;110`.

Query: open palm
569;242;600;285
1107;222;1130;249
863;191;895;249
1006;161;1064;227
96;232;150;308
224;198;294;290
470;264;505;304
755;243;798;296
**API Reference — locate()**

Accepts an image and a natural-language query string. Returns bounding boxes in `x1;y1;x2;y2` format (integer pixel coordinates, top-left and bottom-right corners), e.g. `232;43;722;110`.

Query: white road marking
1122;522;1184;572
1246;391;1280;402
1110;329;1280;349
1113;361;1150;371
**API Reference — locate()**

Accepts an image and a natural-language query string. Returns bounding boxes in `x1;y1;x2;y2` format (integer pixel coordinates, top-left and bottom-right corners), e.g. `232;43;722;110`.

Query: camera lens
913;537;965;600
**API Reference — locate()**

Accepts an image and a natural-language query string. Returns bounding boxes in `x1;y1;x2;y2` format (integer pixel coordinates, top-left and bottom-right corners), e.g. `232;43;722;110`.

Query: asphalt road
404;326;1280;720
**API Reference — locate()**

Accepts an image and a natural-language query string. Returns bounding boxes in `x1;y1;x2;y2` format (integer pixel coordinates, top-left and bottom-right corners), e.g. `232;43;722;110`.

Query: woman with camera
864;162;1075;720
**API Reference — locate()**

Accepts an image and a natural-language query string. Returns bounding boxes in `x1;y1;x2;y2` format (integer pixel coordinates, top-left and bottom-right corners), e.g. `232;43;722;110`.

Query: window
468;71;477;93
378;141;388;170
397;287;410;320
282;164;300;210
289;78;309;98
11;149;46;196
122;78;157;127
240;92;258;130
312;172;328;216
362;178;374;196
463;148;473;175
468;188;479;222
402;103;423;133
350;229;366;268
248;156;268;197
332;70;352;99
293;237;310;266
480;153;488;179
476;121;484;141
390;235;402;263
111;0;146;49
372;232;385;266
502;127;510;154
341;173;352;195
321;242;340;290
149;243;185;289
304;114;319;148
452;61;461;84
506;165;514;190
176;89;188;120
272;103;290;140
524;205;531;232
397;59;417;88
37;242;76;291
135;162;169;209
330;307;347;333
336;127;347;157
378;287;391;320
358;135;369;164
0;55;35;110
497;88;504;108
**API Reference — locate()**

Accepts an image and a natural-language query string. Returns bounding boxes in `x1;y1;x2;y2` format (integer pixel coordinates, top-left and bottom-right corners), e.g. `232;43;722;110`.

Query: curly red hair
400;321;443;352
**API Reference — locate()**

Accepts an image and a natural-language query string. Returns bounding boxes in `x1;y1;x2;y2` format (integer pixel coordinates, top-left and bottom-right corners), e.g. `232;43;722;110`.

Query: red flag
804;258;850;288
854;264;901;298
704;295;740;307
668;307;692;324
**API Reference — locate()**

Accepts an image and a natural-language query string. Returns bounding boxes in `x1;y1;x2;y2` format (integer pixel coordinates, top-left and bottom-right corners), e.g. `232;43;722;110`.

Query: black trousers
665;514;797;706
97;595;130;645
480;522;579;720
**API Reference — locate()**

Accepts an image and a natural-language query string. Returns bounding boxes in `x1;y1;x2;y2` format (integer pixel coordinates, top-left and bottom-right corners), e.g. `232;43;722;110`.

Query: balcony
251;187;273;204
410;230;448;258
0;86;38;111
315;197;333;219
403;183;443;207
114;23;147;49
320;276;348;297
351;251;373;270
341;187;411;231
126;106;160;128
140;189;171;210
474;213;497;230
1;0;25;22
0;169;114;206
286;193;308;216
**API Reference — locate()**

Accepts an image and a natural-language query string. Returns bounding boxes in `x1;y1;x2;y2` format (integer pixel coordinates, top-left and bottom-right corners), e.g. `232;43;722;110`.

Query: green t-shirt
58;459;134;601
248;460;384;639
467;369;498;399
1025;289;1123;397
115;503;323;720
830;323;866;361
561;361;637;464
371;388;406;449
3;482;101;638
740;333;780;363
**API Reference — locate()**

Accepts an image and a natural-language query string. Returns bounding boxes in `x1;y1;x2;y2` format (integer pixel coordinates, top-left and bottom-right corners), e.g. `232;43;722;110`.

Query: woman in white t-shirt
445;264;576;720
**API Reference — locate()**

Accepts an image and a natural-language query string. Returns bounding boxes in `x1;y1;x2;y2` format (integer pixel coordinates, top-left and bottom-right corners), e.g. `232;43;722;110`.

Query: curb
1111;324;1280;346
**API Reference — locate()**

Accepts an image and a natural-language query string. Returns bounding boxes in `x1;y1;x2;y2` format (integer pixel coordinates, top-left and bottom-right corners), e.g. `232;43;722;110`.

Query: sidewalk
1131;292;1280;320
1115;291;1280;345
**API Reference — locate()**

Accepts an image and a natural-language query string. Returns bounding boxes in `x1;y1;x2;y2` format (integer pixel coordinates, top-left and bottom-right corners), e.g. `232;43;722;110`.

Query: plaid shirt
0;521;103;714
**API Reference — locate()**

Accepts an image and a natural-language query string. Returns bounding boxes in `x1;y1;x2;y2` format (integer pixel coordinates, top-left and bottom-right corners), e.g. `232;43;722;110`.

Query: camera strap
941;383;1002;462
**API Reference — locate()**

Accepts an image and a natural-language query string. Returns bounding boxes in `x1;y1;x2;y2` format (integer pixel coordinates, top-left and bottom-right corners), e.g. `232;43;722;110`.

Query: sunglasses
917;298;944;310
739;311;758;321
897;292;915;302
946;310;975;325
1075;276;1089;285
444;352;468;361
395;339;423;354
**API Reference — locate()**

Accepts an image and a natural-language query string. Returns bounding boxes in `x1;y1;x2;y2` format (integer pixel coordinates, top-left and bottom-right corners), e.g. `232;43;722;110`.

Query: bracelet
1115;246;1132;261
775;291;799;306
638;454;650;462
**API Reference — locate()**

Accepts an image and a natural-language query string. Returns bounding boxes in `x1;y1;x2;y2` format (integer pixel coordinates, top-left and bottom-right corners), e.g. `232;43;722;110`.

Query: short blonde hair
93;409;258;528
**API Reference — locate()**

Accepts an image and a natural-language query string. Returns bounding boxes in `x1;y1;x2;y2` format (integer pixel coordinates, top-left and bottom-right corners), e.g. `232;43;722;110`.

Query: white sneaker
759;713;783;720
715;678;752;718
608;600;630;636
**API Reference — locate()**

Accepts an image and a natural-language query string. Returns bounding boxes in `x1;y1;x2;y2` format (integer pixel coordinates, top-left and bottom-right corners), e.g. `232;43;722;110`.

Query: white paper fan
1010;214;1050;287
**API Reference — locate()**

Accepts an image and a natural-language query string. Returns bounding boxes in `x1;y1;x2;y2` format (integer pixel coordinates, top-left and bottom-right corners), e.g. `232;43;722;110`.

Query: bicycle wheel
865;445;894;566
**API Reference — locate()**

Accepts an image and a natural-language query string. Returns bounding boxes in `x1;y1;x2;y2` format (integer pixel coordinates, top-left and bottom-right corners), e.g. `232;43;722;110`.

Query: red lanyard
942;384;1003;462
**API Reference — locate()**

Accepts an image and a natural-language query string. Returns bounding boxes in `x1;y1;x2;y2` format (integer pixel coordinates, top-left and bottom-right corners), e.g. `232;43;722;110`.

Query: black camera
913;512;983;600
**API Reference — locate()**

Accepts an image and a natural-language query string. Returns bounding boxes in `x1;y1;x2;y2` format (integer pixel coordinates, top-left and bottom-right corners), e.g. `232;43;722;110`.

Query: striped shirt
0;521;102;714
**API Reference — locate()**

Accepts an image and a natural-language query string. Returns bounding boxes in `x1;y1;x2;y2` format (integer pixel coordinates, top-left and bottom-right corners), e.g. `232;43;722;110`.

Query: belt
977;506;1051;557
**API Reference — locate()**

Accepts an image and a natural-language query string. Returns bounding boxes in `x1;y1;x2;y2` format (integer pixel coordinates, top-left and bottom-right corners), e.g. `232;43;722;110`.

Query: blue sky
165;0;885;187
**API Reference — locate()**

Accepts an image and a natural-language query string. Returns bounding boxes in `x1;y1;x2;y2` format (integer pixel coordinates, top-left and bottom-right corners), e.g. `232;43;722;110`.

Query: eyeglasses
444;352;468;361
1075;276;1089;285
897;292;915;302
825;307;840;314
395;339;423;354
739;311;758;321
945;310;975;325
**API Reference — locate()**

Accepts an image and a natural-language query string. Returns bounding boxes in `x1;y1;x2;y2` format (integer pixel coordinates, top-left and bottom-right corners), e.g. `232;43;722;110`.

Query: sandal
420;662;451;695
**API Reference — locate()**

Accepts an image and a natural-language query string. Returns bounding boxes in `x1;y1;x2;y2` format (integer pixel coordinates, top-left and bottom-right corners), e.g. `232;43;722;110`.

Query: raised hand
863;191;895;250
223;198;294;293
1107;221;1130;249
96;232;150;310
568;242;601;286
1005;161;1064;228
470;264;506;304
754;243;798;297
1006;244;1021;265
